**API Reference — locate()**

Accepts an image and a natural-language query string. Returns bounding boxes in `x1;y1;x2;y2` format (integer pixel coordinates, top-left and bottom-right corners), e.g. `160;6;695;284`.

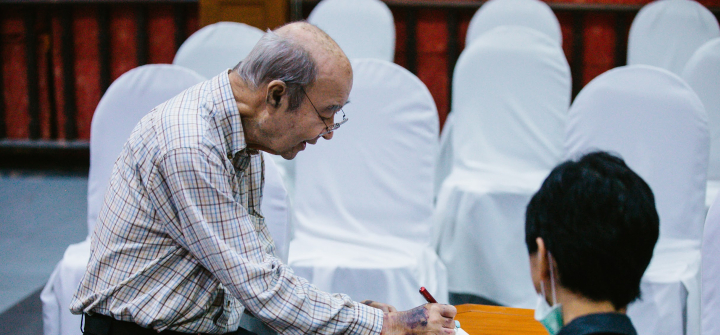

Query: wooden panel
455;304;547;335
199;0;287;30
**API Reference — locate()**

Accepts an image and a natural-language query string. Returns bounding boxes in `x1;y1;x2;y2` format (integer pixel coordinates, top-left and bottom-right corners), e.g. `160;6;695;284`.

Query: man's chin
280;151;298;160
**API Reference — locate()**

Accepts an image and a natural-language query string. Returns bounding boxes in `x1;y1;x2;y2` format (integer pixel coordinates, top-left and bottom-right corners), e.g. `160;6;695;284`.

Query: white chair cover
435;0;562;198
627;0;720;76
41;65;206;335
702;195;720;335
288;58;446;310
682;38;720;208
173;22;264;79
308;0;395;62
465;0;562;47
433;26;570;308
86;66;206;235
565;65;709;335
435;112;455;198
261;152;292;263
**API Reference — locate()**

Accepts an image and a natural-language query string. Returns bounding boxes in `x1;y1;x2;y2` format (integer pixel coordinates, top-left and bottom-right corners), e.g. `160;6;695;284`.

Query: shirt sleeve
149;147;383;335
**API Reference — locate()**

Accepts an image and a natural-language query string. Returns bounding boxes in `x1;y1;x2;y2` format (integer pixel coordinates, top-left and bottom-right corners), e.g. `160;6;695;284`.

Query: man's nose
322;131;334;140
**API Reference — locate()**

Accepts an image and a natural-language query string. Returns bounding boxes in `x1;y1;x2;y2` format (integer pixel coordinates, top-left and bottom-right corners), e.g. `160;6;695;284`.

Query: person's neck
228;70;266;150
557;287;624;325
228;71;261;118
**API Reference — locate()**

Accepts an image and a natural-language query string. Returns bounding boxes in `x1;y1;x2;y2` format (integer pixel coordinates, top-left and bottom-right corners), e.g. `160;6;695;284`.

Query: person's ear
266;80;287;109
536;237;551;283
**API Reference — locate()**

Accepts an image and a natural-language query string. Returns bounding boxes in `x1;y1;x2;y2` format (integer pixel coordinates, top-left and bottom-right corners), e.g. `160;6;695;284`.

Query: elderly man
70;22;456;335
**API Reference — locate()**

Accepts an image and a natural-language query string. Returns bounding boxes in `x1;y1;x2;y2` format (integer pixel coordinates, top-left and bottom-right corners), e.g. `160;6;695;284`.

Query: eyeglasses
301;87;348;138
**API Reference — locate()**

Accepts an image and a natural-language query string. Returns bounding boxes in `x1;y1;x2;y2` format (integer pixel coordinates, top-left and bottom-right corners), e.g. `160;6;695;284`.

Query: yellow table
454;304;548;335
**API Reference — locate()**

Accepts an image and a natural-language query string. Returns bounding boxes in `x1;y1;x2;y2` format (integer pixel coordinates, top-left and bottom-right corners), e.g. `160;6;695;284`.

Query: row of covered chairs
432;2;720;335
436;24;719;335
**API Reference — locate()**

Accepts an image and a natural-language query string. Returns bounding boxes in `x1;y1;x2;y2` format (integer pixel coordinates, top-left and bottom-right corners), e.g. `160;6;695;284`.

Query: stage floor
0;171;87;334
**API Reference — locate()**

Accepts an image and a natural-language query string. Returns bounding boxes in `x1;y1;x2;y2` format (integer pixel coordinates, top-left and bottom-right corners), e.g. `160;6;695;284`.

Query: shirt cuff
346;302;384;335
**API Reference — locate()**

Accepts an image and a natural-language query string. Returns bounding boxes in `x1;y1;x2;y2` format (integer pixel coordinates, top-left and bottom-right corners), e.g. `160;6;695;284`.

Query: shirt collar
211;69;259;163
558;313;637;335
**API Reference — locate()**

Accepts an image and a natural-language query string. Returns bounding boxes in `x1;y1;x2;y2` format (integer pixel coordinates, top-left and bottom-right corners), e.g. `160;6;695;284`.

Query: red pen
419;286;437;303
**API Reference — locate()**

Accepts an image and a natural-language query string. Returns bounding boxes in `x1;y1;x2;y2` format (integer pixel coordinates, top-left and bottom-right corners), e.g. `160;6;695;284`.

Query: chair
173;21;264;79
287;58;446;310
260;152;292;263
40;65;206;335
565;65;708;335
436;0;562;198
308;0;395;62
433;26;570;308
627;0;720;76
682;38;720;208
702;195;720;335
465;0;562;48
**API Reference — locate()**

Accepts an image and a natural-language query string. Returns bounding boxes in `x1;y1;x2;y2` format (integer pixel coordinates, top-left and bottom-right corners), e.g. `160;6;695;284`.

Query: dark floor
0;170;87;335
0;288;43;335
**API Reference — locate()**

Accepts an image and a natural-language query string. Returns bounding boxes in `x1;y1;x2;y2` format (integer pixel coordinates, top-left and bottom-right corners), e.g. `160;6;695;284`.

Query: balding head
232;22;354;159
234;22;352;111
275;22;351;75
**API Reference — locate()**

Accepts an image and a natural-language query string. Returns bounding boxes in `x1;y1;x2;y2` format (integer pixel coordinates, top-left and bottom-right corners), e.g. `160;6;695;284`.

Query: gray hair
234;30;318;111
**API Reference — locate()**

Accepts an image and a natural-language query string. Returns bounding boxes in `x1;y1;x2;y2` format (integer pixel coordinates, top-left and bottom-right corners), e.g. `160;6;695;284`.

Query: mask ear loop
548;252;558;305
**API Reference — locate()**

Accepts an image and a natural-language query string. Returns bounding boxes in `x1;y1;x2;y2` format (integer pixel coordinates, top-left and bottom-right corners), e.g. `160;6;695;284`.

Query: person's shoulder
150;81;223;152
558;313;636;335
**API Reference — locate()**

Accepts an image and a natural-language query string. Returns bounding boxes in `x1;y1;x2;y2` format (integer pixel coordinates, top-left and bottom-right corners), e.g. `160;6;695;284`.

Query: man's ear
536;237;551;283
266;80;287;109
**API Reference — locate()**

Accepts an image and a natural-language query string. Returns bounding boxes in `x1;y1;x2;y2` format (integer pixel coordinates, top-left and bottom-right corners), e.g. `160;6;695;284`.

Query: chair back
628;0;720;75
308;0;395;61
173;22;264;78
87;65;205;234
465;0;561;47
683;38;720;182
452;26;570;177
565;65;709;241
260;152;292;263
702;194;720;335
293;58;438;244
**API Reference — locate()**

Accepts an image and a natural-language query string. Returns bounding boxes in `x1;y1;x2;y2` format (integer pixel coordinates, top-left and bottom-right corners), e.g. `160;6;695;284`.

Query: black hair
525;151;659;309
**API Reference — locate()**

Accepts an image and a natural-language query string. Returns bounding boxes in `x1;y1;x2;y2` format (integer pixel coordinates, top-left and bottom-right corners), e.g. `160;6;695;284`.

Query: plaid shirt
70;71;383;335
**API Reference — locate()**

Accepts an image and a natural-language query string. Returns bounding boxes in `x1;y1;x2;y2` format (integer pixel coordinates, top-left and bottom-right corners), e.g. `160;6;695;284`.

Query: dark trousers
82;313;257;335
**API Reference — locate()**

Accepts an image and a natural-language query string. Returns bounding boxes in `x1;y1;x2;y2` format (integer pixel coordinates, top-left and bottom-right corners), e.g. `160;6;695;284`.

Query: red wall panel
416;9;449;126
2;1;720;140
147;4;176;65
36;8;53;140
582;13;617;86
110;5;138;82
73;6;101;140
2;7;29;139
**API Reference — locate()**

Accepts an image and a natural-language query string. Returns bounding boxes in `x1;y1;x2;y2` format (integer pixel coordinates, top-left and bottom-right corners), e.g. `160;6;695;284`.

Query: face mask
534;253;563;335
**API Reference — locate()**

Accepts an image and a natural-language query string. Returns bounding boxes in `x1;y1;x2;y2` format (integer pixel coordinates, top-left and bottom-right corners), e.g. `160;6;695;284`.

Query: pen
419;286;437;303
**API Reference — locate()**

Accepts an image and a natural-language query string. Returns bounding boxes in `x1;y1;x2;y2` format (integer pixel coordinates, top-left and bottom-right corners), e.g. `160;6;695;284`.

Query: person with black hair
525;151;659;335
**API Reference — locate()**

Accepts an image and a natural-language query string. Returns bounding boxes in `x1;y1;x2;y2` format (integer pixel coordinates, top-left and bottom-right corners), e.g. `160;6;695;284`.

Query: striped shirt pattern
70;71;383;335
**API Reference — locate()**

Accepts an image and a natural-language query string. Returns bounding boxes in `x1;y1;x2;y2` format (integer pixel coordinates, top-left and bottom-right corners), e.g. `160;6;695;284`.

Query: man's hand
361;300;398;313
380;304;457;335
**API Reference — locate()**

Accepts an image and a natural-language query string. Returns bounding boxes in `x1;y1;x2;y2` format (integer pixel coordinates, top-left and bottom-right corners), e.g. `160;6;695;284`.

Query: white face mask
534;253;563;335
